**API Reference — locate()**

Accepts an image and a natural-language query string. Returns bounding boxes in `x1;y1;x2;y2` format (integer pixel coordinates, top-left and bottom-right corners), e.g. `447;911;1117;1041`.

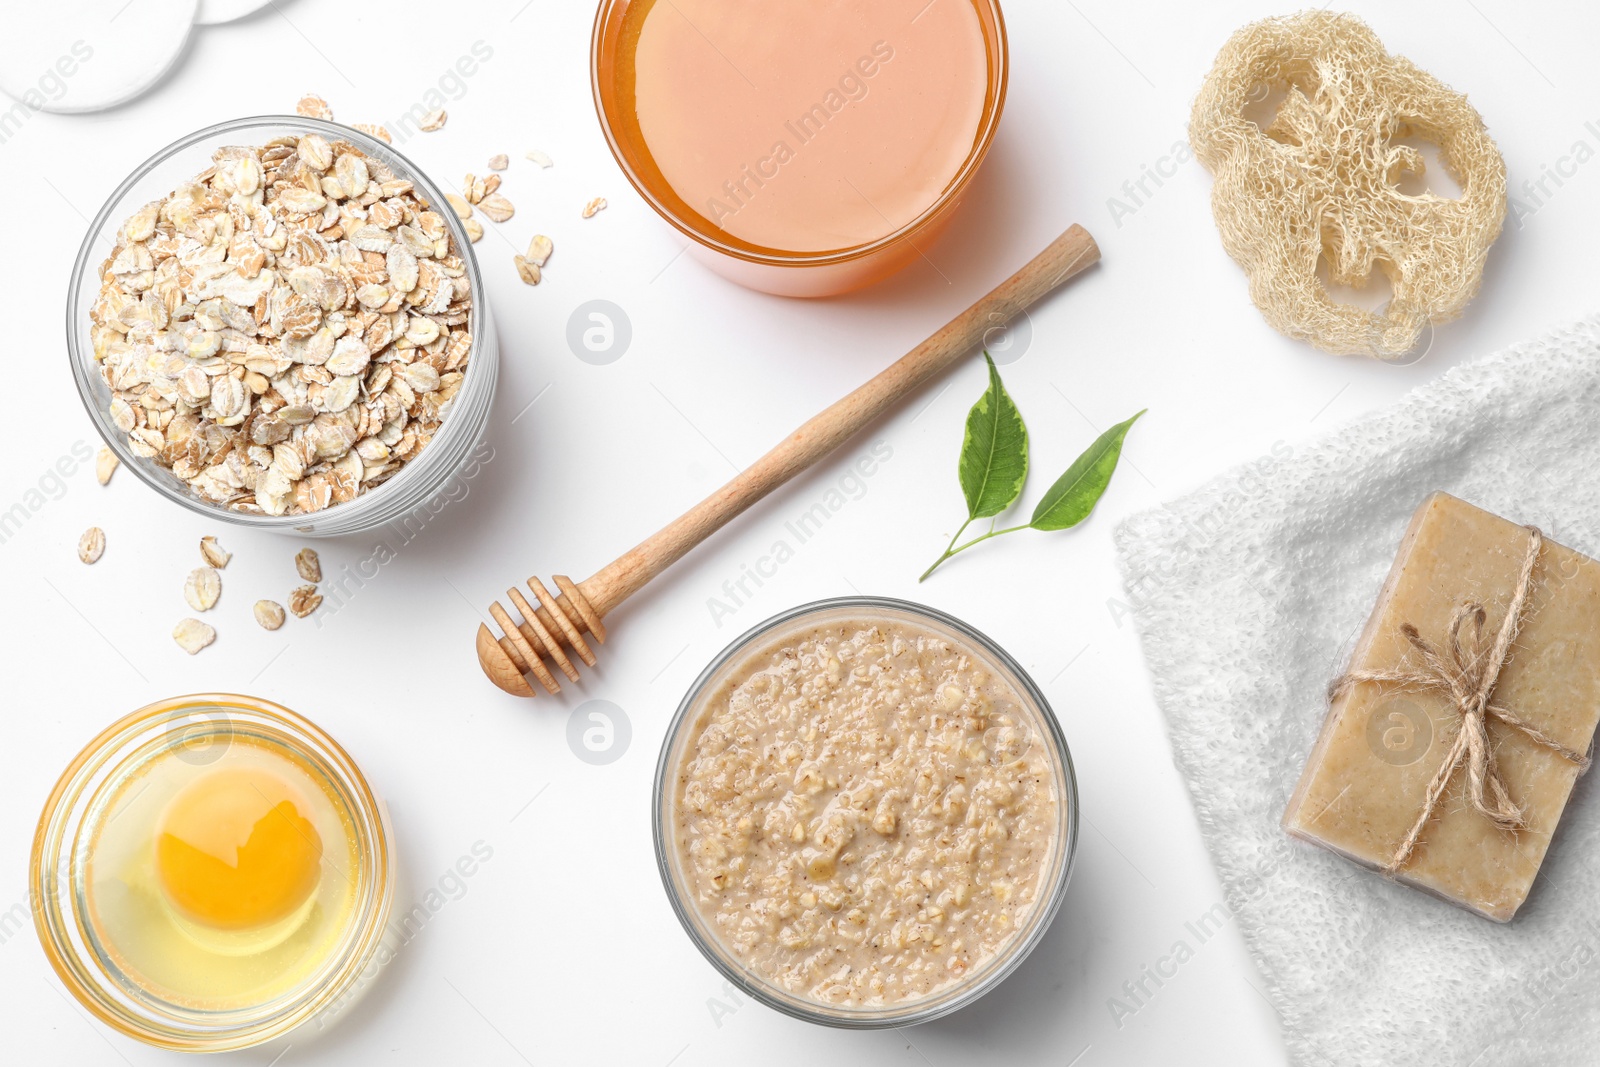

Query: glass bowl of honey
31;694;396;1052
592;0;1009;297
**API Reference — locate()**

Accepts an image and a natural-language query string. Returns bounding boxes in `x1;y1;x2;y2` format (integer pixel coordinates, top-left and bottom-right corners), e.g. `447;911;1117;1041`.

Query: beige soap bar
1284;492;1600;921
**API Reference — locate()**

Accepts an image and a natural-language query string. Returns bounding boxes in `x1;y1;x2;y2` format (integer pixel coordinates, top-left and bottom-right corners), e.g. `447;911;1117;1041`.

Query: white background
1;0;1596;1063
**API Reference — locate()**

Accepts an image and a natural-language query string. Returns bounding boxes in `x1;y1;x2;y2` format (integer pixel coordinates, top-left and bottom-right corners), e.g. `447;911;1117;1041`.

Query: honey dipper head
477;624;537;697
477;575;606;697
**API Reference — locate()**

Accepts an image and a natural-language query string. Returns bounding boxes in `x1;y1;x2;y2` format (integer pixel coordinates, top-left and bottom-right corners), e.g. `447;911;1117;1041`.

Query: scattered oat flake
352;122;392;144
488;154;508;171
480;193;515;223
464;217;484;243
254;600;287;631
185;567;222;611
445;192;473;220
173;618;216;655
295;548;322;583
289;584;323;618
482;174;501;196
96;448;119;486
513;256;542;286
296;93;333;120
582;197;607;219
200;535;231;569
78;527;105;564
526;234;553;267
463;174;485;205
526;149;553;168
419;109;448;132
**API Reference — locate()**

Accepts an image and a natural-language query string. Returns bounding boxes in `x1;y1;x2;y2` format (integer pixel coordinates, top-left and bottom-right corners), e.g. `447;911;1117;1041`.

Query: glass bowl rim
589;0;1010;268
64;113;490;531
652;595;1079;1028
30;692;397;1052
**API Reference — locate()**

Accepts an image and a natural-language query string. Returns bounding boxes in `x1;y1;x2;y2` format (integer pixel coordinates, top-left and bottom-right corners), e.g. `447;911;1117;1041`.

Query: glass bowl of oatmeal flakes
67;116;498;536
655;596;1079;1027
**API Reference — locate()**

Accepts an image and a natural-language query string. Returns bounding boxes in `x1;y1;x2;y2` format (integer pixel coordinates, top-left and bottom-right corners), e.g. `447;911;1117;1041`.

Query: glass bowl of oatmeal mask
655;596;1078;1027
66;116;498;537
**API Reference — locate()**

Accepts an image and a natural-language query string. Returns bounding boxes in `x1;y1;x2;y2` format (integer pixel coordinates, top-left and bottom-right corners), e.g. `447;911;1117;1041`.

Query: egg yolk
155;768;324;931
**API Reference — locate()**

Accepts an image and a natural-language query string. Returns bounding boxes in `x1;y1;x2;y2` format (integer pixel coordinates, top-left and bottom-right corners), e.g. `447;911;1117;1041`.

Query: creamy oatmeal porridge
670;612;1063;1008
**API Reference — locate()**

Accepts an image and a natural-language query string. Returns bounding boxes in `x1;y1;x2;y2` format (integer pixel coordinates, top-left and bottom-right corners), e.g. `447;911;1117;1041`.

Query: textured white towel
1114;316;1600;1067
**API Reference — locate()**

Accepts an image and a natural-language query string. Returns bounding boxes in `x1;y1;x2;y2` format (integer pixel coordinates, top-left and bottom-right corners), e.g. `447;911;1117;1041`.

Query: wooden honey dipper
478;224;1101;697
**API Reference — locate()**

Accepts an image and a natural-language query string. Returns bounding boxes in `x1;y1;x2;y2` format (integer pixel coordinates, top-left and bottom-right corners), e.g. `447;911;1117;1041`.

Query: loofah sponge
1190;11;1506;358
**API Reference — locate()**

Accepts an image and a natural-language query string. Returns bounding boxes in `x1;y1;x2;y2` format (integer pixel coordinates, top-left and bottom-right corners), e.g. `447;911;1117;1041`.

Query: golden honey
617;0;990;254
592;0;1009;295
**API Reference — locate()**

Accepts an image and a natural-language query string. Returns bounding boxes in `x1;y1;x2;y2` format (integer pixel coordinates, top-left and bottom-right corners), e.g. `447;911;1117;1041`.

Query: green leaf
1029;409;1145;531
958;353;1028;520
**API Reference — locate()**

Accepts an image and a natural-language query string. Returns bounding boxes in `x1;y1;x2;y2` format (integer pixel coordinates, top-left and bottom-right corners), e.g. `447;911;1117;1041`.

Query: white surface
0;0;197;113
1116;317;1600;1067
0;1;1595;1064
193;0;276;27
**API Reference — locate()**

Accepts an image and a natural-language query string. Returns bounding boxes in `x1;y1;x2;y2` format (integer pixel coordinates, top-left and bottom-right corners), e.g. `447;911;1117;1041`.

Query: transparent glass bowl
654;597;1078;1027
591;1;1009;297
31;694;397;1052
66;116;499;536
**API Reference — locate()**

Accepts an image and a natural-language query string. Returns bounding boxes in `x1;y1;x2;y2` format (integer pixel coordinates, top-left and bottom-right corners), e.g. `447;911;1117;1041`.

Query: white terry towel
1114;316;1600;1067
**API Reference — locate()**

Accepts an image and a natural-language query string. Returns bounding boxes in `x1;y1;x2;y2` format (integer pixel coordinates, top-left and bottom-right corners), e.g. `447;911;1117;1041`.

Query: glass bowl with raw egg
31;694;395;1052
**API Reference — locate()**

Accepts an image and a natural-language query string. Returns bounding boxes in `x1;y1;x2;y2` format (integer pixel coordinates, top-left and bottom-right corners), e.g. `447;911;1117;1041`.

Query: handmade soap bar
1283;492;1600;921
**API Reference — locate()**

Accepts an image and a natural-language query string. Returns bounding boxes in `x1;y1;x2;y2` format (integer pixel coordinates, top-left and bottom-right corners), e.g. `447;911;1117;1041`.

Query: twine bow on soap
1329;526;1592;873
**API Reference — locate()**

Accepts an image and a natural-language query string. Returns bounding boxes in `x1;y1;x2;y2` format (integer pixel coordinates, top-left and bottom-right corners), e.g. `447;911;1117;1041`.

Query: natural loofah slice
1190;12;1506;358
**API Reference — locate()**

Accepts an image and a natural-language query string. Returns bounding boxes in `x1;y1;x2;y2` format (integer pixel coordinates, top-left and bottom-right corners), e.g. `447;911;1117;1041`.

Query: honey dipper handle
579;223;1101;616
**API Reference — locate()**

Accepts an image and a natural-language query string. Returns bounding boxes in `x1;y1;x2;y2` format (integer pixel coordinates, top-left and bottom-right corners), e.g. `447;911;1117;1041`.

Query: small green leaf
1029;409;1145;531
958;353;1028;520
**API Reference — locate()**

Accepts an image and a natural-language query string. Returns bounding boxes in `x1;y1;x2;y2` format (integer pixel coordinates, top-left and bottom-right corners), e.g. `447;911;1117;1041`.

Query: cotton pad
0;0;197;114
195;0;275;26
